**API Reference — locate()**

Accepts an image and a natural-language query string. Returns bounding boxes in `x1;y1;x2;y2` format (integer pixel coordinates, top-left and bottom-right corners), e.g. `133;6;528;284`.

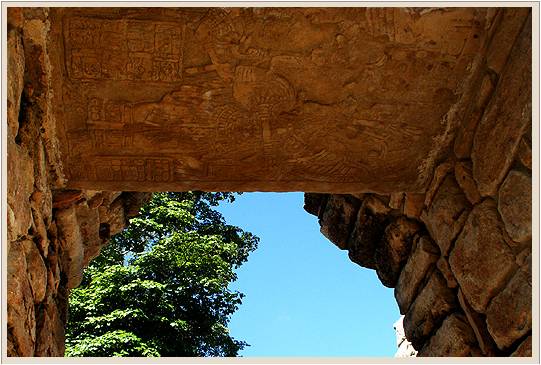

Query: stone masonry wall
304;8;532;357
6;9;151;356
6;7;532;357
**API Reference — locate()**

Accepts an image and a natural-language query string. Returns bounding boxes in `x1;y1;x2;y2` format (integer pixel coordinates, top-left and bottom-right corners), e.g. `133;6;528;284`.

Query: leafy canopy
65;192;258;357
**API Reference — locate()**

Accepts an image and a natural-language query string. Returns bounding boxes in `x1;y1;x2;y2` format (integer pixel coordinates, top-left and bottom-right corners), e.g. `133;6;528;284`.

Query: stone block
7;29;25;141
486;257;531;350
75;203;103;267
87;193;105;209
449;199;518;313
472;13;531;197
498;170;531;243
436;257;458;289
423;162;454;209
454;161;481;205
454;108;483;160
389;193;404;210
7;7;24;29
35;299;66;356
318;195;361;250
511;336;532;357
418;313;482;357
458;289;497;355
7;241;36;356
454;71;496;160
395;235;439;314
55;206;85;289
404;270;457;349
99;197;128;236
29;199;50;257
421;174;470;256
347;201;388;270
303;193;328;216
486;8;531;74
362;195;391;215
516;138;532;170
403;193;425;219
375;217;421;288
52;190;84;209
453;72;498;160
22;240;47;304
8;141;35;241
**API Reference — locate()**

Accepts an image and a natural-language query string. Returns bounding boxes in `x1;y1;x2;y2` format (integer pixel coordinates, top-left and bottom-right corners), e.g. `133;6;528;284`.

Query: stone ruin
6;7;533;357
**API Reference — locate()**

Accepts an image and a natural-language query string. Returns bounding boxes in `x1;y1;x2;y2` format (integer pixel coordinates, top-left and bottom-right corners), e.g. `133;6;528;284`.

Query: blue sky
215;192;400;357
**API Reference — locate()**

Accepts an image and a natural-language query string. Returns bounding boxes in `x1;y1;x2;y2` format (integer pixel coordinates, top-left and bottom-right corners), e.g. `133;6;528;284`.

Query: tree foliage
65;192;258;357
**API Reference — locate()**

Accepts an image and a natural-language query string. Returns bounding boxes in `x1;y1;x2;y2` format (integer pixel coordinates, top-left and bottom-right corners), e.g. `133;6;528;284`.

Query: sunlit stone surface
49;7;486;192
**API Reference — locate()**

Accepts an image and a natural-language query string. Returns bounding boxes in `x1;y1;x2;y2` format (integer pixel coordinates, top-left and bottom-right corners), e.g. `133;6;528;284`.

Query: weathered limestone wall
304;8;532;357
6;9;151;356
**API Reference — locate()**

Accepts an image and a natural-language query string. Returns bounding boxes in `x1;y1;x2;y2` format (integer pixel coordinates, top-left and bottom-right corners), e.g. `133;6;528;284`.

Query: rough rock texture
511;336;532;357
437;257;458;289
395;236;439;314
403;271;458;349
47;7;488;193
498;170;532;243
421;174;470;256
7;9;152;356
449;199;518;313
472;12;531;197
457;289;497;356
8;7;532;358
318;195;361;250
304;8;531;357
486;253;532;350
346;197;390;269
374;217;420;288
454;161;481;205
418;314;482;357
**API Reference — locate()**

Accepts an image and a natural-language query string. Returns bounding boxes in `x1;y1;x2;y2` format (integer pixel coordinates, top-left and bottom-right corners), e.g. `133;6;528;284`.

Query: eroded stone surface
421;174;470;256
454;161;481;205
22;240;48;304
47;8;486;192
498;170;531;243
516;138;532;170
347;199;388;269
403;193;425;219
472;13;531;197
395;235;439;314
8;142;35;241
418;313;482;357
436;257;458;289
486;8;531;74
7;7;533;359
486;254;531;350
423;162;454;209
375;217;421;288
457;289;497;356
449;199;518;313
7;29;25;140
7;241;36;357
404;270;457;349
511;336;532;357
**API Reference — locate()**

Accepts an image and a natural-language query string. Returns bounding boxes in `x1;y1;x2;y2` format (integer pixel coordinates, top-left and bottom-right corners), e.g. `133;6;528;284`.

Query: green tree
65;192;259;357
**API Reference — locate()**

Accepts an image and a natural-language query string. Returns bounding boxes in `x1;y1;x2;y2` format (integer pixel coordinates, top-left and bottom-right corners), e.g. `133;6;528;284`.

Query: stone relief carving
65;17;185;81
49;7;486;192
